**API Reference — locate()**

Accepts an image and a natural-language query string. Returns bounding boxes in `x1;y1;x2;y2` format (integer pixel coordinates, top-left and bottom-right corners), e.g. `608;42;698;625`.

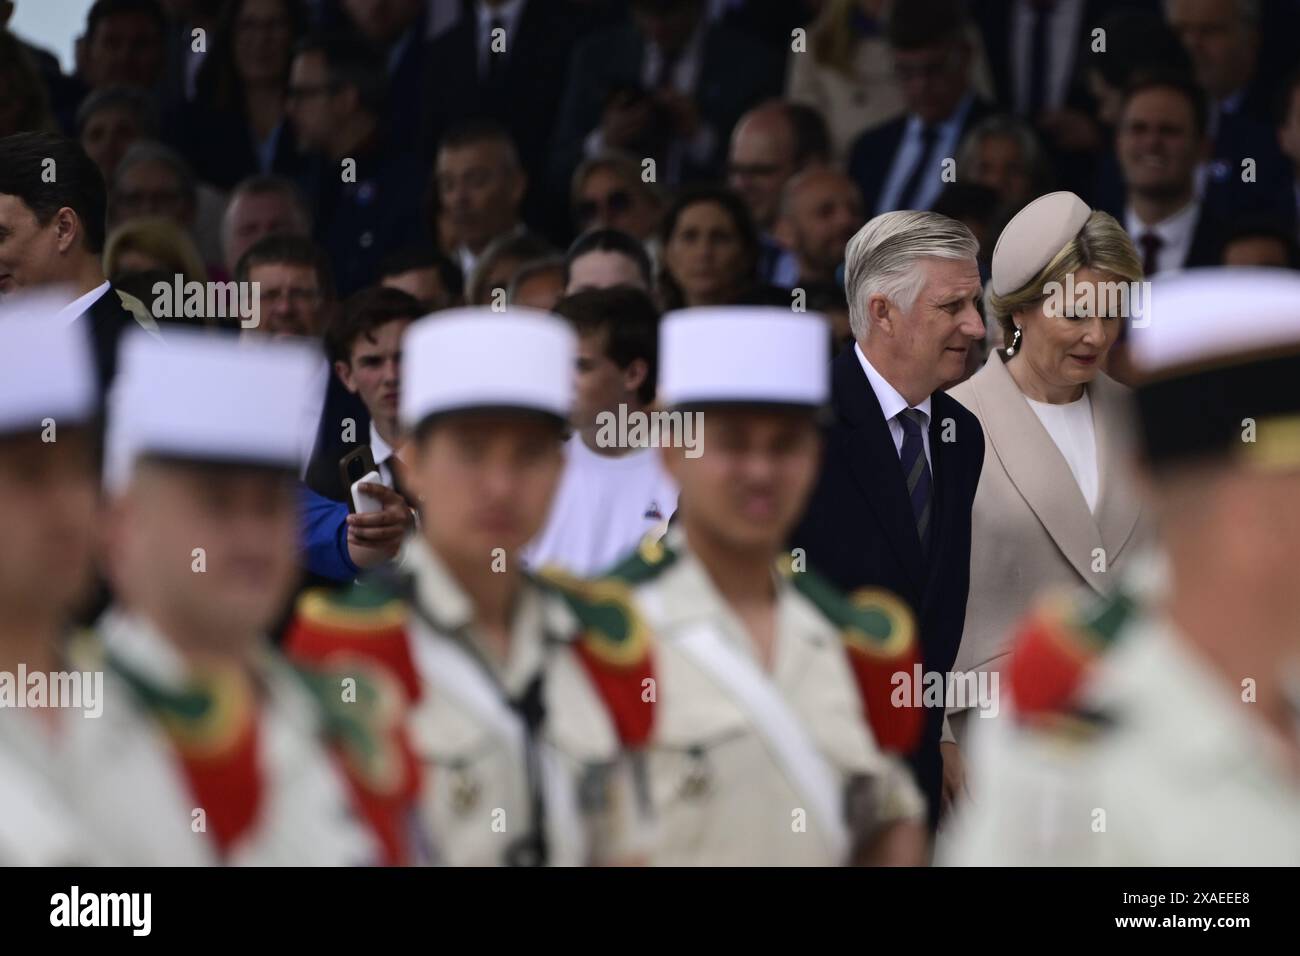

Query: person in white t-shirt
523;286;678;575
943;191;1151;805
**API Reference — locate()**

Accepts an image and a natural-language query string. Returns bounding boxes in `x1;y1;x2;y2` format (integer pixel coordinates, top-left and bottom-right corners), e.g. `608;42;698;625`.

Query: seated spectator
789;0;996;163
339;0;430;156
570;151;665;248
1104;72;1227;275
378;245;463;312
220;173;312;276
508;257;567;312
1220;217;1300;268
103;216;208;285
75;86;158;180
435;118;528;280
848;0;994;216
287;32;428;295
659;186;777;310
72;0;167;96
107;139;221;271
0;28;57;137
1081;9;1191;131
727;100;830;288
956;114;1051;214
522;286;677;576
774;166;864;290
168;0;307;191
1164;0;1295;226
564;228;654;294
320;285;423;504
465;231;555;306
550;0;782;190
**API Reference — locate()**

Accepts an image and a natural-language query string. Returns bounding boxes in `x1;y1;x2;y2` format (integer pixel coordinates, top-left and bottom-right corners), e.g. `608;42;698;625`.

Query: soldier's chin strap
376;565;555;867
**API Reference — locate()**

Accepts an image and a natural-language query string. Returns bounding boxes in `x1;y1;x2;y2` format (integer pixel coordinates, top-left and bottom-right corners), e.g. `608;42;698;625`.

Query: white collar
854;342;932;424
1125;199;1200;245
369;420;395;463
54;281;112;326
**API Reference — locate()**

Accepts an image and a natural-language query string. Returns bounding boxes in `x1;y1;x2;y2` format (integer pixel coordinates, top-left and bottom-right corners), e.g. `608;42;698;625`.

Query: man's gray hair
844;210;978;340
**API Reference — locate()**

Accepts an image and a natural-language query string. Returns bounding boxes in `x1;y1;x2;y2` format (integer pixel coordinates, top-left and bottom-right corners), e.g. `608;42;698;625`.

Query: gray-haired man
791;210;986;833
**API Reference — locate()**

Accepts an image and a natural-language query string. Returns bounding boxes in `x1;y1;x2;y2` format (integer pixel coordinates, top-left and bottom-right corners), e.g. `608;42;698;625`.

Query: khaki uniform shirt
398;537;644;866
74;610;380;865
608;528;925;866
944;611;1300;865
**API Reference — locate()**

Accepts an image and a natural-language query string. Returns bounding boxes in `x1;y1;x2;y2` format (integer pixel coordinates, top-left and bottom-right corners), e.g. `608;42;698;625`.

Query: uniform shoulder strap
600;528;680;585
284;577;421;705
1008;587;1137;722
787;565;924;754
287;658;421;866
532;567;655;748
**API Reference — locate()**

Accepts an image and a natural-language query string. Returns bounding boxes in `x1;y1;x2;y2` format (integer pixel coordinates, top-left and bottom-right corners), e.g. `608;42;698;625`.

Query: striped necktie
897;407;933;549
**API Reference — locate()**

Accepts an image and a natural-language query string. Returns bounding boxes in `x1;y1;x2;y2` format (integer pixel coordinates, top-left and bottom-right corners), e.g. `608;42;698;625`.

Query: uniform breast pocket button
679;745;712;800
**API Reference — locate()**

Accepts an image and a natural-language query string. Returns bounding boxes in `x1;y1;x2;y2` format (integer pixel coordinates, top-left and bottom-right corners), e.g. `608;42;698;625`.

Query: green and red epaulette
292;661;422;867
107;654;262;855
785;564;924;754
1008;588;1137;721
285;582;421;705
600;529;680;585
534;567;656;748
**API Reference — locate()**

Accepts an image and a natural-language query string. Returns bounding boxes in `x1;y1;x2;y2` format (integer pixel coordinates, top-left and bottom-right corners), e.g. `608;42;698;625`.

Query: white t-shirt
1025;391;1099;512
523;436;679;576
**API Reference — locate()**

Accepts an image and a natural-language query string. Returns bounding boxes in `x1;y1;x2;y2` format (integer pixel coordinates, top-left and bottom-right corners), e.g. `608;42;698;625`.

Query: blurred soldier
601;307;928;865
84;328;418;865
288;309;653;866
946;268;1300;865
0;306;105;864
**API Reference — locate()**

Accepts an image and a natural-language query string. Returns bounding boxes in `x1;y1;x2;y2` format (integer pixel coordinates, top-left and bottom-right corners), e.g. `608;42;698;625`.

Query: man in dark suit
792;210;987;830
0;131;155;393
1102;73;1228;274
423;0;582;239
848;0;994;216
286;33;429;296
549;0;782;194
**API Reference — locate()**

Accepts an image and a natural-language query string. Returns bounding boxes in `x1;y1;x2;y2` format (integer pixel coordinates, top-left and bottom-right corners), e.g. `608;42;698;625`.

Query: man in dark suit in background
792;210;987;831
549;0;782;194
848;0;994;216
423;0;582;240
0;131;156;393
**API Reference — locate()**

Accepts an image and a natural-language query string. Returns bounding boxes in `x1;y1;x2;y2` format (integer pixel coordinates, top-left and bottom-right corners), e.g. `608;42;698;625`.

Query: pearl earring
1007;326;1022;356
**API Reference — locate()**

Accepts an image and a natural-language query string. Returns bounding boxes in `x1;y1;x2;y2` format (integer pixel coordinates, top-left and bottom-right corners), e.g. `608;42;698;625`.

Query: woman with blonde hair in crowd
941;192;1151;798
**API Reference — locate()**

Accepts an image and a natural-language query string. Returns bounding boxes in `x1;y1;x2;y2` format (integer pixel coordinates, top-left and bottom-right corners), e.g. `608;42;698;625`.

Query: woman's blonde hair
988;210;1142;350
103;217;208;284
809;0;863;75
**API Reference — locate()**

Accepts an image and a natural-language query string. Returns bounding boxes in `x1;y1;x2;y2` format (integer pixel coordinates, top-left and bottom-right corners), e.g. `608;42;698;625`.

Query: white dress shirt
1124;200;1201;275
54;281;111;325
876;94;974;215
855;343;933;470
369;421;398;490
1011;0;1084;115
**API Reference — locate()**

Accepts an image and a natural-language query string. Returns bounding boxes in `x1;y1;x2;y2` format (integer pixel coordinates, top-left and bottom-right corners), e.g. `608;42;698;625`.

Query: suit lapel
1089;372;1143;562
969;354;1106;591
830;349;926;593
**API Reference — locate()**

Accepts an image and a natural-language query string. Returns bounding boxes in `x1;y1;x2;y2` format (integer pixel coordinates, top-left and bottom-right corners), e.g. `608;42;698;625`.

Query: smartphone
339;446;378;514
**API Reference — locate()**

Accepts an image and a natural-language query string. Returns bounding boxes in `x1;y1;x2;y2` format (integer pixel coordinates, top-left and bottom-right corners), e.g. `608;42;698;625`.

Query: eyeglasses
575;190;633;224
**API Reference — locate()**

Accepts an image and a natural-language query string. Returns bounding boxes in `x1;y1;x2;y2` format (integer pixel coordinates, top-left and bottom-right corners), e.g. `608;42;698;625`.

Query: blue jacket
299;484;359;583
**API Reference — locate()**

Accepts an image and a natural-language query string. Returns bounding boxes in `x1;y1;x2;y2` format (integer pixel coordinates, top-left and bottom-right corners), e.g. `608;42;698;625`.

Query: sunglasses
575;190;633;224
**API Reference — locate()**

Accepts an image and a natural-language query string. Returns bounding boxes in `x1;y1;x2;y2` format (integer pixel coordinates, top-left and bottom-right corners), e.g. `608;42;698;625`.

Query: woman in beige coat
942;192;1149;791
